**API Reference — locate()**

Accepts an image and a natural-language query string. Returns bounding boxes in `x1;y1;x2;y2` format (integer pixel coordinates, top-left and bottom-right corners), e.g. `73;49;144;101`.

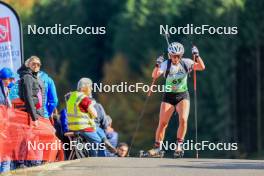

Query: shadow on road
160;162;264;170
63;165;156;169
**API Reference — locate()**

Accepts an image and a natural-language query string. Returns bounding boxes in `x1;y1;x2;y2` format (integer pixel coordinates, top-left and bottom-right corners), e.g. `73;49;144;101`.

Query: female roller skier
148;42;205;157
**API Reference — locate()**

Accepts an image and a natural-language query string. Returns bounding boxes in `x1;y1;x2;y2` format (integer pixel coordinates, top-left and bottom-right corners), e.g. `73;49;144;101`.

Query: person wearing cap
0;67;15;107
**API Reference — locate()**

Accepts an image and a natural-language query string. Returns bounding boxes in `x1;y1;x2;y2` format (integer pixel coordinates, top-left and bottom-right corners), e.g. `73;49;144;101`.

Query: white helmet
168;42;184;56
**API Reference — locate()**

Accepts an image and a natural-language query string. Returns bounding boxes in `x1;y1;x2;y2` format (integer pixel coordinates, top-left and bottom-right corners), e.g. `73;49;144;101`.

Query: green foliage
5;0;264;158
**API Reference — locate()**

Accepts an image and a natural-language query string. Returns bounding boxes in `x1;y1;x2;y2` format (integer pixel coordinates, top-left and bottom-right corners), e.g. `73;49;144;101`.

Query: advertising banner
0;1;23;73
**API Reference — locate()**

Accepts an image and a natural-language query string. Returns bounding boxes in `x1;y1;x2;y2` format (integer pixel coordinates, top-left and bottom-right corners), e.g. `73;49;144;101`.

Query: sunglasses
119;147;128;152
170;55;180;59
31;62;41;67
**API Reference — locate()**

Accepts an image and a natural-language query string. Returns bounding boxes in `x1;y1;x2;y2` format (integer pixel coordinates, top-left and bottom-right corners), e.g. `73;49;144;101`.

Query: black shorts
162;91;190;106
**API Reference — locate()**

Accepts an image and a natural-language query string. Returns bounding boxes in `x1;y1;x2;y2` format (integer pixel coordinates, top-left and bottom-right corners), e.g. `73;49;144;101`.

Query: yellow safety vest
66;91;96;131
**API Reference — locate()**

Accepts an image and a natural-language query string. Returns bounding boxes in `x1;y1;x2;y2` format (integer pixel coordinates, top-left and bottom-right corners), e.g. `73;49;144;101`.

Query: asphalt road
7;158;264;176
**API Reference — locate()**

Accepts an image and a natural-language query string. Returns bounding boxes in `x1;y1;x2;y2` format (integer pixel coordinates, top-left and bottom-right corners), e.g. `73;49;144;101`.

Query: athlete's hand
192;46;199;57
156;55;164;67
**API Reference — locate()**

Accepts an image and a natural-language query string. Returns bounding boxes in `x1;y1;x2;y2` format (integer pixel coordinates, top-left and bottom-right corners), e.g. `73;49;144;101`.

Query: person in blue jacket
105;115;119;157
0;67;15;107
0;67;15;173
38;71;58;118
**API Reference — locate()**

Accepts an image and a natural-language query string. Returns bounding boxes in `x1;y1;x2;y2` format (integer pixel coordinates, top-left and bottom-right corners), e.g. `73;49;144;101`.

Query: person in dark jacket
17;56;44;127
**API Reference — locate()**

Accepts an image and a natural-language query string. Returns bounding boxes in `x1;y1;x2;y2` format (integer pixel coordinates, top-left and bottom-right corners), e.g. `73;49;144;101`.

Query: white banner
0;1;23;74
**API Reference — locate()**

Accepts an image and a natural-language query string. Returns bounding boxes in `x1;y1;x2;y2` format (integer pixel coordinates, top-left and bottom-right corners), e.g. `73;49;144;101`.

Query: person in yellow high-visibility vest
66;78;97;131
66;78;116;157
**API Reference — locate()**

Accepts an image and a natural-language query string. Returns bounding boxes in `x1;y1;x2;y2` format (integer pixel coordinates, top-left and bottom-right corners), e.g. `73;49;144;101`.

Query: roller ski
173;142;184;158
139;148;165;158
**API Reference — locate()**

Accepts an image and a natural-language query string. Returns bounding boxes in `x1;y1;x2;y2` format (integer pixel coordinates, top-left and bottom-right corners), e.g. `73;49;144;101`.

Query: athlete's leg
175;99;190;141
155;102;175;144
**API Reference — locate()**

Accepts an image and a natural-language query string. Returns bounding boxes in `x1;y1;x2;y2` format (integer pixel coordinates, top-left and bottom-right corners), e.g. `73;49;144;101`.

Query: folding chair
64;132;89;160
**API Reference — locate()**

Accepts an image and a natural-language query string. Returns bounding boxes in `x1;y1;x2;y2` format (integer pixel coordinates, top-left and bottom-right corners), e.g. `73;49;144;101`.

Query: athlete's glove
156;55;164;67
192;46;199;57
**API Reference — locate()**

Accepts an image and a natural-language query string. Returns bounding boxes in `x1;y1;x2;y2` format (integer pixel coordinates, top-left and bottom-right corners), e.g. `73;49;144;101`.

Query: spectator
92;100;108;130
65;78;98;156
90;97;117;156
59;108;71;159
116;143;129;157
38;71;58;119
66;78;117;157
17;56;44;127
92;102;108;156
105;115;119;157
8;80;20;101
0;67;15;107
60;108;69;134
0;67;15;173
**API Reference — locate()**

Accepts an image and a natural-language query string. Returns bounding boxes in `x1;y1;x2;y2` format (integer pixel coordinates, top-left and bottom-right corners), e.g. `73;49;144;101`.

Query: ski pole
147;75;157;96
148;32;170;96
128;34;170;156
192;42;199;159
148;32;170;97
128;80;154;156
164;32;170;46
128;64;159;156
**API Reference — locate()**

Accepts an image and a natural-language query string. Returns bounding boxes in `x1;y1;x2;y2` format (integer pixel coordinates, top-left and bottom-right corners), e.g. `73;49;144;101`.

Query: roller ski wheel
174;143;184;158
139;150;148;158
174;150;184;158
139;148;165;158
